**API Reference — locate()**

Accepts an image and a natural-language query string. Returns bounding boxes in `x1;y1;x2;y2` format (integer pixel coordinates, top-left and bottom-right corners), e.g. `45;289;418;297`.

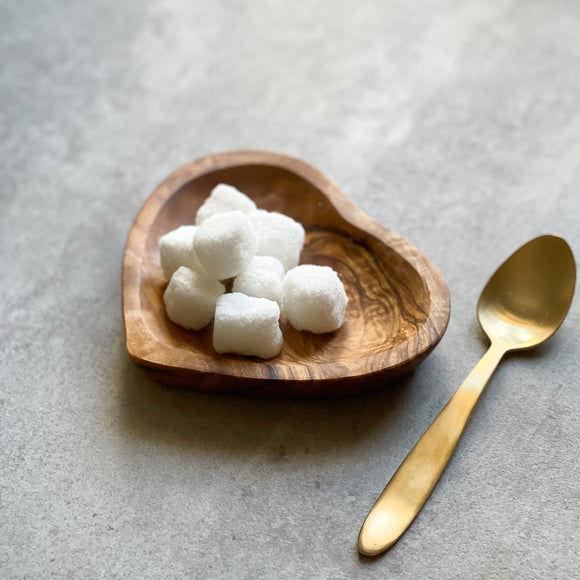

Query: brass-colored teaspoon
358;235;576;556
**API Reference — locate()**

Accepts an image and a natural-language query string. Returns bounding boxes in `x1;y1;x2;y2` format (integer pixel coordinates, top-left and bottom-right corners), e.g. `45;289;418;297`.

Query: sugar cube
159;225;205;279
232;255;285;307
282;264;348;333
163;266;225;330
213;293;283;359
194;211;258;280
249;210;305;271
195;183;257;225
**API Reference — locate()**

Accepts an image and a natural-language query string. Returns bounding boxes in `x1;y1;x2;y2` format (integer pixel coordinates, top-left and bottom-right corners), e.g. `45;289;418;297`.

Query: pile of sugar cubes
159;184;348;359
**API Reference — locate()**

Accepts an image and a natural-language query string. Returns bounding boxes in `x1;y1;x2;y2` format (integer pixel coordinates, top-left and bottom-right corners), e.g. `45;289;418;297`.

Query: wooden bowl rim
123;150;450;383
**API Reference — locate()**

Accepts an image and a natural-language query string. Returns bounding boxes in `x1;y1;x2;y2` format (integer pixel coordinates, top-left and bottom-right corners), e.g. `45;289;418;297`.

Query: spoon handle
358;342;505;556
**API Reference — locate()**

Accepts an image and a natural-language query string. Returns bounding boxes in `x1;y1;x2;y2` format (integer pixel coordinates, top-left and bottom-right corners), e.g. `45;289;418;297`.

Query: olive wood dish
123;151;450;397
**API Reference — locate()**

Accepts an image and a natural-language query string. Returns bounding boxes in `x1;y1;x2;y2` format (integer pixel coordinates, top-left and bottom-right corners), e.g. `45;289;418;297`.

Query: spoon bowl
478;235;576;350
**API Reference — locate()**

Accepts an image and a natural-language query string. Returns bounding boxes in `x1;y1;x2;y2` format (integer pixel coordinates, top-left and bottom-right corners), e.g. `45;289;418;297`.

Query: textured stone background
1;1;579;578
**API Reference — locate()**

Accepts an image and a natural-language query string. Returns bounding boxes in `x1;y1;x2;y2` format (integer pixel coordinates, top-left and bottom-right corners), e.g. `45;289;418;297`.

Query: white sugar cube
232;255;285;307
195;183;257;225
249;210;305;271
213;293;283;359
163;267;225;330
194;211;258;280
283;265;348;333
159;225;205;279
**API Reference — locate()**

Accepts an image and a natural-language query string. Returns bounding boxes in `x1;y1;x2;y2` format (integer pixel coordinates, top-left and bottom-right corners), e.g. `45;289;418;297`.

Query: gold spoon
358;234;576;556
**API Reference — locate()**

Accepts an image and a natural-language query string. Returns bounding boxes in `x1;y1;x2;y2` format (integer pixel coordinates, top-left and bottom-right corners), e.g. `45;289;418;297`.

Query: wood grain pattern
122;151;450;397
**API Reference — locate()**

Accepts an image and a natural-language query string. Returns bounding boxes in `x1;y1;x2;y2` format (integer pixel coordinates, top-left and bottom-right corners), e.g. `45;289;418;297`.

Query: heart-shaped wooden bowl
123;151;450;397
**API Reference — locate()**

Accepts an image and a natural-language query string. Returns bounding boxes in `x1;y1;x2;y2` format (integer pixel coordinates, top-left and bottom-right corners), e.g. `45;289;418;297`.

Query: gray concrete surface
1;0;579;578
